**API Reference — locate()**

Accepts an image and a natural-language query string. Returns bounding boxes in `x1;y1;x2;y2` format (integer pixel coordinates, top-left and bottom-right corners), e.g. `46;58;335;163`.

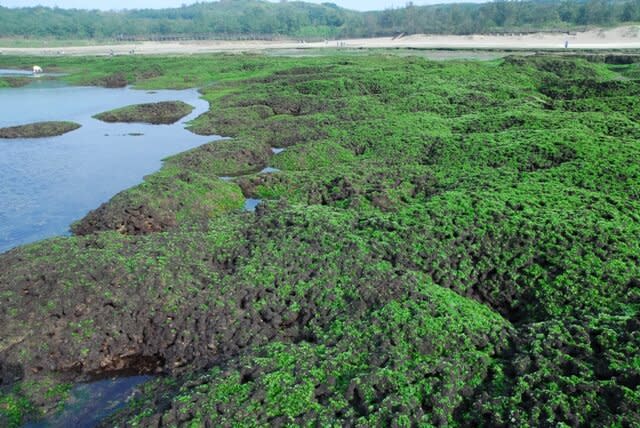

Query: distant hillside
0;0;639;40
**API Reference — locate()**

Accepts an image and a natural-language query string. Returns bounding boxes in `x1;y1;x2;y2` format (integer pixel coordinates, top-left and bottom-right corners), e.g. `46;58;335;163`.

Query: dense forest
0;0;639;40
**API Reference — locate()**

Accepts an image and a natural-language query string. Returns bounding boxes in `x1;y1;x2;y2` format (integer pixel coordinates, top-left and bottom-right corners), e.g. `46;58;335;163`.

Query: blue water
0;76;213;424
23;375;151;428
0;68;34;76
259;167;281;174
0;80;215;253
244;198;262;212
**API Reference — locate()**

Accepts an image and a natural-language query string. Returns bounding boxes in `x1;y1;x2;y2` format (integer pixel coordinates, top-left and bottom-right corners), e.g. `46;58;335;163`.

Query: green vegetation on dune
0;121;81;138
93;101;194;125
0;52;639;426
1;0;640;40
0;38;122;48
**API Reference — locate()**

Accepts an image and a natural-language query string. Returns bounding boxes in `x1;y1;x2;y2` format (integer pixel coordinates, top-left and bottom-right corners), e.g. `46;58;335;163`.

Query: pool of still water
0;77;216;253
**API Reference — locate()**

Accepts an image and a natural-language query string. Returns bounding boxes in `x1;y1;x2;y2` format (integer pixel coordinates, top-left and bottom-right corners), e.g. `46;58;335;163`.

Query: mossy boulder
70;137;265;236
93;101;194;125
0;121;80;139
170;137;273;177
90;72;128;88
71;163;244;236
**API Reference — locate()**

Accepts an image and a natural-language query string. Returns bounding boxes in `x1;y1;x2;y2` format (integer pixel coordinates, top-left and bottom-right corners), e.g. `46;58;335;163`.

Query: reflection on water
24;376;150;428
0;68;34;76
260;167;280;174
0;68;66;78
1;77;205;425
0;80;215;253
244;198;261;212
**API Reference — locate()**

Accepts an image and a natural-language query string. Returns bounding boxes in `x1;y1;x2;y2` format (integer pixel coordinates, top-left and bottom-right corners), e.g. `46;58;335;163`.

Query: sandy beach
1;26;639;56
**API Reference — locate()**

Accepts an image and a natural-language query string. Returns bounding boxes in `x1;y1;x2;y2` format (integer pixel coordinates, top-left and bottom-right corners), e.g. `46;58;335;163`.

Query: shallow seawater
0;69;66;79
0;68;34;76
23;375;151;428
260;167;281;174
0;80;215;253
244;198;262;212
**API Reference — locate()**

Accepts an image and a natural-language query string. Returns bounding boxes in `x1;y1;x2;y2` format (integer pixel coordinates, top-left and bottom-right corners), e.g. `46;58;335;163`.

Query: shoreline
0;84;214;253
0;25;639;56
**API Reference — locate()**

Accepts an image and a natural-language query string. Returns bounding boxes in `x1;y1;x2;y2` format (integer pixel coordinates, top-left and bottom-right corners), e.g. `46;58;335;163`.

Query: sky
0;0;487;12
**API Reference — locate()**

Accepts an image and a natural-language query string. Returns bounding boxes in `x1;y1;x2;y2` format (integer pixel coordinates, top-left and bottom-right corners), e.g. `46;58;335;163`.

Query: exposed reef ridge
93;101;194;125
0;53;639;427
0;121;81;138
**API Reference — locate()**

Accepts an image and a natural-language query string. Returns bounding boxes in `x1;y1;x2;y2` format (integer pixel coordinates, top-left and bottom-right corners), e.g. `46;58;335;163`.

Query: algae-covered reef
93;101;194;125
0;53;639;427
0;121;81;138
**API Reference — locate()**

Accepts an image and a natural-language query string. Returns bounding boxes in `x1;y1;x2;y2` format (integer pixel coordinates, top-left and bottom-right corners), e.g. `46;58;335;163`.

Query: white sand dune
1;26;639;56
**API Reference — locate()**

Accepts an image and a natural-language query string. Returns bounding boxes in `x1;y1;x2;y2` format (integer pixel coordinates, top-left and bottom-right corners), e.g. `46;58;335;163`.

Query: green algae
93;101;194;125
0;121;80;138
0;52;639;426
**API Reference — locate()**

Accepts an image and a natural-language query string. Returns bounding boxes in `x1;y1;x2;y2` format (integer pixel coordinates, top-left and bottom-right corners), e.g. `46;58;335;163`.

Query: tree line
0;0;638;40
